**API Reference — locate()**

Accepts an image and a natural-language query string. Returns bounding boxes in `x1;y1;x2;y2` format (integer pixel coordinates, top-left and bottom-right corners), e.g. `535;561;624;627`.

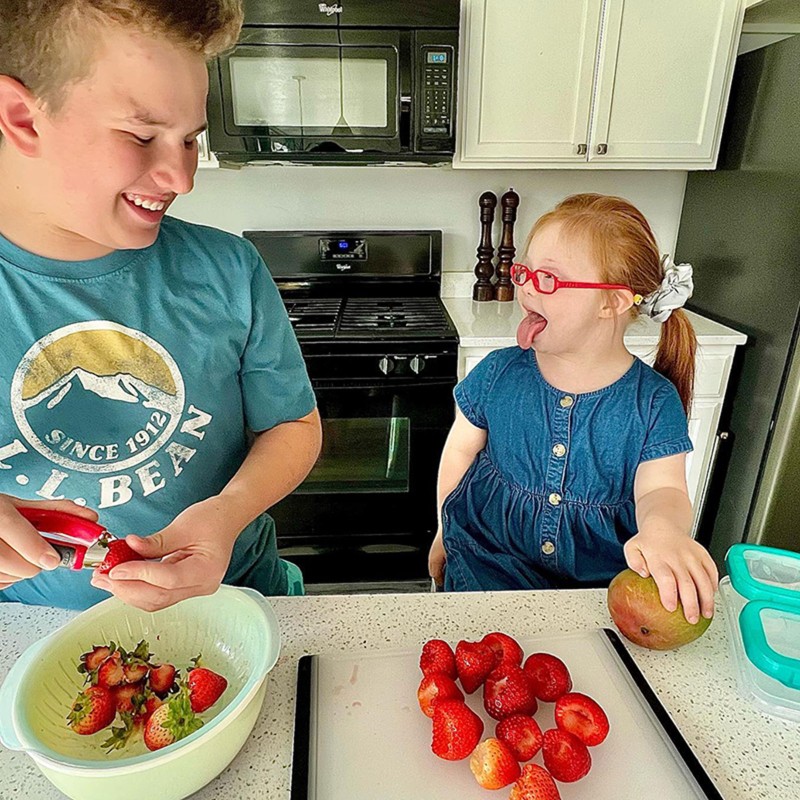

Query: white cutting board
298;629;718;800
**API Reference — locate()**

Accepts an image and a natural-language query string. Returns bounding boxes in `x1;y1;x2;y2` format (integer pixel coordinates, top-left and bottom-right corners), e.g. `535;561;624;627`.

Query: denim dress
442;347;693;592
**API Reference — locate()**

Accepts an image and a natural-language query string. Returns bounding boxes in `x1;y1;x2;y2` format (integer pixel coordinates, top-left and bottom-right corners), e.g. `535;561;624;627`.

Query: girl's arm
626;453;718;624
429;407;487;584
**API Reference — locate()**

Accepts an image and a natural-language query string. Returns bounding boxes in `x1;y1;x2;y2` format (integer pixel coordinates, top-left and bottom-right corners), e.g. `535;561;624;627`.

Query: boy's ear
599;289;635;319
0;76;42;157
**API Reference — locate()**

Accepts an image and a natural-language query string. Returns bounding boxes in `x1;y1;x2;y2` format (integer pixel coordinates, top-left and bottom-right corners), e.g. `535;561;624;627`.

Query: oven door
208;27;406;160
271;378;455;585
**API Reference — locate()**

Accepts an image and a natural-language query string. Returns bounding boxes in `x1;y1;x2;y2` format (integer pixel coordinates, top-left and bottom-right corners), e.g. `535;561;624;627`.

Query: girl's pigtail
653;308;697;415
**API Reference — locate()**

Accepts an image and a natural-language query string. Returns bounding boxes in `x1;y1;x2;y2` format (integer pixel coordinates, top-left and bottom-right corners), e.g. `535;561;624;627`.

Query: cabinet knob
596;143;608;155
576;143;587;155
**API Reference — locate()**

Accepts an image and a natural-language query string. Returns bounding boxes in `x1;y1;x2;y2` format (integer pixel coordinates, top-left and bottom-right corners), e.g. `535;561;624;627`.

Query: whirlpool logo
319;3;343;15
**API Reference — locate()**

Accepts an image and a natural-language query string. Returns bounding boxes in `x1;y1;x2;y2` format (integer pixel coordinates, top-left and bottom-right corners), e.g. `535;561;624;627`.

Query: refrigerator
675;31;800;564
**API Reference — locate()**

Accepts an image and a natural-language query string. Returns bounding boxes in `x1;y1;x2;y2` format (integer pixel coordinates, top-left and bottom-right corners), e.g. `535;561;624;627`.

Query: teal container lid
725;543;800;607
725;543;800;690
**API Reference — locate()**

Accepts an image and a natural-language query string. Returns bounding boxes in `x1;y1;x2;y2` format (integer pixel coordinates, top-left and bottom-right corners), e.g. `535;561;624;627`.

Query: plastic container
0;585;280;800
720;543;800;723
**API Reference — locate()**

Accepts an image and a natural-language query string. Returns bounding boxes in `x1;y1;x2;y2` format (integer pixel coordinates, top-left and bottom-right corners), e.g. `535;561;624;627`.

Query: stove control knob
410;356;426;374
378;357;395;375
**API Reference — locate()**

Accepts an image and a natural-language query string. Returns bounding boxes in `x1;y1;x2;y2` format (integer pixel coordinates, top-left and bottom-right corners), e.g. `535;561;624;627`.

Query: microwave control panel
421;47;454;138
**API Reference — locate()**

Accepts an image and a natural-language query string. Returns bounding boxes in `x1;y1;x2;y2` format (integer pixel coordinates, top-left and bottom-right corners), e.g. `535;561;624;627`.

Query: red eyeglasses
510;263;636;297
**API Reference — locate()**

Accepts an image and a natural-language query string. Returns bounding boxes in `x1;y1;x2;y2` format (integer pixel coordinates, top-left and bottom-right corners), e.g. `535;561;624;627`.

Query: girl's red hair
526;193;696;414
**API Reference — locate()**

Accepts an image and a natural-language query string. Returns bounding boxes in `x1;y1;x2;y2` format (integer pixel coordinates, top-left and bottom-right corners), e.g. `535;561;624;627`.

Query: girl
429;193;717;625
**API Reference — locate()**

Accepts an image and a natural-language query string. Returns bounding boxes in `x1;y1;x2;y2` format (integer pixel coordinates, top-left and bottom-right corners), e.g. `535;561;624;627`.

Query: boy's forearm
635;486;693;537
215;409;323;535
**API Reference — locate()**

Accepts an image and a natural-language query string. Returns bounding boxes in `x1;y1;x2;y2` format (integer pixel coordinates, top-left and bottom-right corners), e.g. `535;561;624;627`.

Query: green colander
0;585;280;800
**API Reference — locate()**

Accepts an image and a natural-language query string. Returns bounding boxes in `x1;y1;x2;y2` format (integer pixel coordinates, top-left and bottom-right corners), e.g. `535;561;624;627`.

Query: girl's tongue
516;311;548;350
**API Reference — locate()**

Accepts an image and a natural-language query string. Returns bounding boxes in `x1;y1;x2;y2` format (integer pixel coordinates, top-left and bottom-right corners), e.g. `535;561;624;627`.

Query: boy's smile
0;24;209;260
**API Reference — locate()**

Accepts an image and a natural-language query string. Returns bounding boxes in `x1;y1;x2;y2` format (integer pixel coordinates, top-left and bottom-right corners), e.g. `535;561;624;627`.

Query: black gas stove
243;230;459;588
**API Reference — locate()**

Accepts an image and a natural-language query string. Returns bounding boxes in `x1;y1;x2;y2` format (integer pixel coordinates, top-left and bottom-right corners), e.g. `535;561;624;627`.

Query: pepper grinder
495;188;520;302
472;191;497;301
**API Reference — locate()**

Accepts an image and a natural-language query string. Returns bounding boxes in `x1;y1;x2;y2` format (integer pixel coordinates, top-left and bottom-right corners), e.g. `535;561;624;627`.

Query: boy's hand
623;529;718;625
0;494;99;590
90;497;238;612
428;529;447;587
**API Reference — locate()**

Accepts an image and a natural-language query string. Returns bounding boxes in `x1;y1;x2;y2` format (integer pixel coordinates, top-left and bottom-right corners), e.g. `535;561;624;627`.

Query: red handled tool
17;507;124;571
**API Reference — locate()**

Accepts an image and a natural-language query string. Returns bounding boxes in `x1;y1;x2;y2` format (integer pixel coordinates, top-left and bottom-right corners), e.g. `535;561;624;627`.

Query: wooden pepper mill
495;188;520;302
472;191;497;301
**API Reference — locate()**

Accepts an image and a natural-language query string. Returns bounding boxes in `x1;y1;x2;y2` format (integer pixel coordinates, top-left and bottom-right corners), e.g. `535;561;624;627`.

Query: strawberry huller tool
18;507;121;570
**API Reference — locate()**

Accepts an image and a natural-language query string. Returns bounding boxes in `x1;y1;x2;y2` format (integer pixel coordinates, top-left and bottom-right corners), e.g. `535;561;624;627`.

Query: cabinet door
457;0;601;164
686;398;723;534
589;0;742;165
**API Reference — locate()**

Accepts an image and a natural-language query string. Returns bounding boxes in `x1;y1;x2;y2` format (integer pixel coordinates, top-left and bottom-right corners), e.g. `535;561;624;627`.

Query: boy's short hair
0;0;243;114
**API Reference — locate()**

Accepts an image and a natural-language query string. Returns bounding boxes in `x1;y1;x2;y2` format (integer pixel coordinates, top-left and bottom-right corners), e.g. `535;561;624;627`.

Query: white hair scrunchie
637;255;693;323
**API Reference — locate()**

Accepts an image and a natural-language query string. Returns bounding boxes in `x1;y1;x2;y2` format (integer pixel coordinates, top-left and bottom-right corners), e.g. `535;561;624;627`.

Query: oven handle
311;379;457;391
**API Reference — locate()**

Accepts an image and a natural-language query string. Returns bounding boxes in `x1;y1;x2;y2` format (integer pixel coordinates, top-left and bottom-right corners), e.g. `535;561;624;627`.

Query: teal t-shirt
0;216;316;608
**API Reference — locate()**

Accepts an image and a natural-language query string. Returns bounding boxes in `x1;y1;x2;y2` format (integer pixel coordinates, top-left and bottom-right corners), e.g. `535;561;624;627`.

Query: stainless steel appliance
208;0;459;164
675;32;800;561
244;230;459;586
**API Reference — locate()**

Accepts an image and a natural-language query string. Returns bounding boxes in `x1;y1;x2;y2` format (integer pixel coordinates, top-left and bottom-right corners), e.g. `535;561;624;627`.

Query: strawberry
542;728;591;783
455;640;495;694
523;653;573;702
417;673;463;718
431;699;484;761
67;685;116;735
482;664;538;720
554;692;609;747
123;661;149;683
187;666;228;713
111;680;146;714
143;688;204;751
142;694;164;722
96;652;125;688
469;737;521;789
481;632;523;669
510;763;562;800
419;639;457;679
78;644;113;677
96;539;143;574
495;714;544;762
149;663;178;697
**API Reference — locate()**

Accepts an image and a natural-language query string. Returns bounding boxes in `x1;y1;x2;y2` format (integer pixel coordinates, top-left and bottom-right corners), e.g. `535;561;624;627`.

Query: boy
0;0;322;611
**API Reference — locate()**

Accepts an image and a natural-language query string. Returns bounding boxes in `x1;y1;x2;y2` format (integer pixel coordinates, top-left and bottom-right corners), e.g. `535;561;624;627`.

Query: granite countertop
1;590;798;799
442;299;748;349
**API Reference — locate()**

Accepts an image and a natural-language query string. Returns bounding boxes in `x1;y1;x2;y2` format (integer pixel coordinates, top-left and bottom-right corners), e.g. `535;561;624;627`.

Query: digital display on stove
319;237;368;261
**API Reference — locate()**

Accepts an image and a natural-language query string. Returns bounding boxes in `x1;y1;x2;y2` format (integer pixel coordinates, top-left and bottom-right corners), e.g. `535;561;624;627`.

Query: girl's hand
623;529;718;625
428;530;447;587
90;497;238;612
0;494;99;590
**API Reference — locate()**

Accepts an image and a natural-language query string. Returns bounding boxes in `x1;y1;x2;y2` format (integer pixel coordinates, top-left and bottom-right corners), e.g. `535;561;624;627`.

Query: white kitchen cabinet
454;328;742;538
196;131;218;169
455;0;745;169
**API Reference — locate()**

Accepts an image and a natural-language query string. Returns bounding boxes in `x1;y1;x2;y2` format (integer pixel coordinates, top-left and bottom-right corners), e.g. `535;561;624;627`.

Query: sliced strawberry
96;652;125;688
482;664;538;721
149;663;178;697
455;640;495;694
554;692;609;747
431;699;484;761
96;539;144;574
68;685;116;735
111;680;146;714
417;673;464;718
481;632;524;669
542;728;591;783
469;737;521;789
419;639;457;679
523;653;573;702
123;661;149;684
187;666;228;713
509;763;562;800
496;714;544;762
143;688;203;751
79;644;113;676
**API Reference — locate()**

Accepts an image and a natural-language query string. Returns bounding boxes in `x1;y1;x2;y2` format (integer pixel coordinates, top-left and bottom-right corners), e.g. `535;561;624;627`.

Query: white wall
170;166;687;296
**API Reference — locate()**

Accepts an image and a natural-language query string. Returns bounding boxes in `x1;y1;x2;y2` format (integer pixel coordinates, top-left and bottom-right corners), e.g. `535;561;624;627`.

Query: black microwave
207;0;459;164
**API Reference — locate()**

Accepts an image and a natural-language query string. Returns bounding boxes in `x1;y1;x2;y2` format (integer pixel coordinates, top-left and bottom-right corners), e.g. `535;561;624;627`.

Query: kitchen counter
1;590;797;800
442;299;748;348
